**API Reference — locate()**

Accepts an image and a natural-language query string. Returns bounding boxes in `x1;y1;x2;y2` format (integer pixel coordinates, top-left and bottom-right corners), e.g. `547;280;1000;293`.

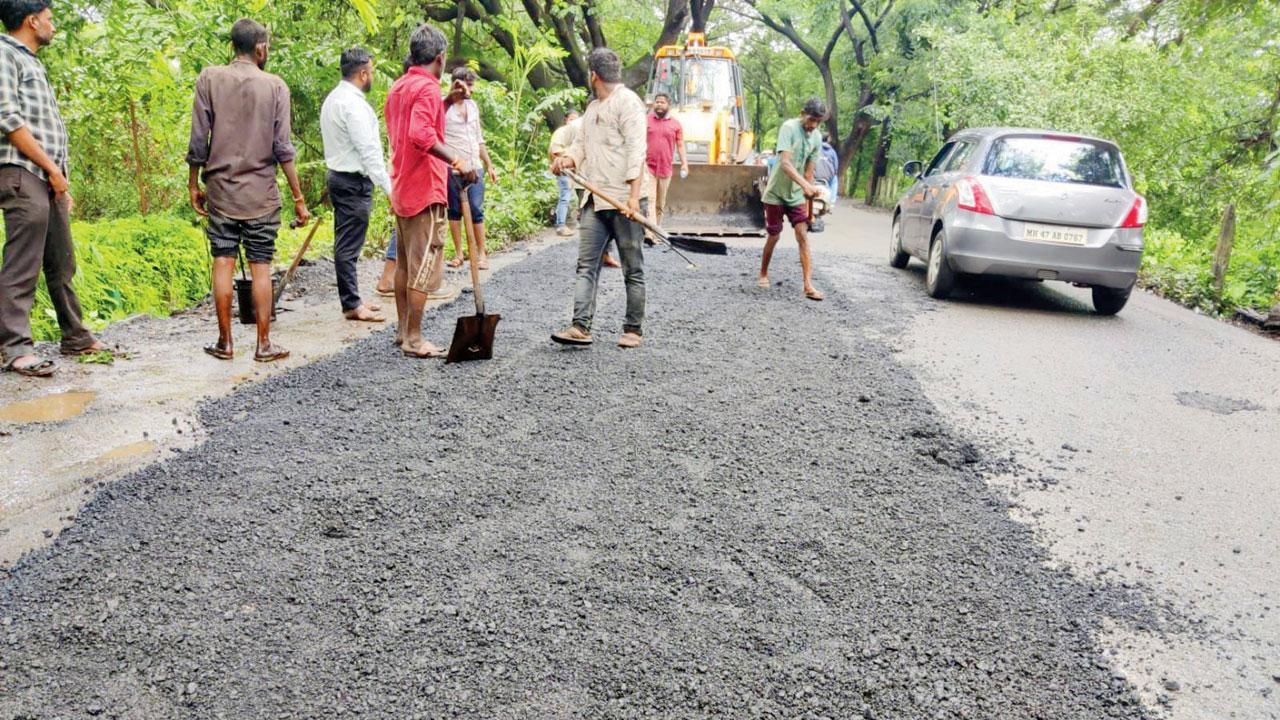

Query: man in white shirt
319;47;391;322
443;66;497;271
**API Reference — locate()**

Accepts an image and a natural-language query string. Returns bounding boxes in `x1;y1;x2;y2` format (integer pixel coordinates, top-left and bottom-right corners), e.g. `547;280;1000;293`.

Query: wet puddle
0;391;95;423
96;441;156;461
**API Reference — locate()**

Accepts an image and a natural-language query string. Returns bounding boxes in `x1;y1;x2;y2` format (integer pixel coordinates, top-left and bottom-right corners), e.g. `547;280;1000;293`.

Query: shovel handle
273;214;323;309
562;169;699;267
459;179;484;316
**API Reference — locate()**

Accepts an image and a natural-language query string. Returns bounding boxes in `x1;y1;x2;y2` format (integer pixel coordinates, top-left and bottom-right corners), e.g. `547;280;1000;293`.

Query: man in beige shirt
549;109;580;237
550;47;647;349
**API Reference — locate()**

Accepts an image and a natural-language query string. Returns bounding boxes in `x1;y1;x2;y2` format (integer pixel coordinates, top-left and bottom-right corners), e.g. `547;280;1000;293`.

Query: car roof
950;127;1119;147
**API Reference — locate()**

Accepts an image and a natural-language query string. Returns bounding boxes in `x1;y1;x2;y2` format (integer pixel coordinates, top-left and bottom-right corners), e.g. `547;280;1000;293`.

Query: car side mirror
902;161;923;179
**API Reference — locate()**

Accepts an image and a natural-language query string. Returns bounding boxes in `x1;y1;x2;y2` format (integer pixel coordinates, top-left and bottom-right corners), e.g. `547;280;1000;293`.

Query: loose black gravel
1;241;1161;718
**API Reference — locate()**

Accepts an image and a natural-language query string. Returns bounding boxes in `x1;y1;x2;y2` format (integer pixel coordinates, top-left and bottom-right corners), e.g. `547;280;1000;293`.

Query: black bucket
234;278;278;324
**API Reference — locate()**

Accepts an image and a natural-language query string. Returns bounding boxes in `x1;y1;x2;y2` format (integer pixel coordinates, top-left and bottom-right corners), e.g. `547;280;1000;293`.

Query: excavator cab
646;33;766;235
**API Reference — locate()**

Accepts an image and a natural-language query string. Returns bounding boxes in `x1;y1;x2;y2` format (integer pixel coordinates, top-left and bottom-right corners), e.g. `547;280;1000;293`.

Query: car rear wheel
889;215;910;269
1091;285;1132;315
925;229;957;299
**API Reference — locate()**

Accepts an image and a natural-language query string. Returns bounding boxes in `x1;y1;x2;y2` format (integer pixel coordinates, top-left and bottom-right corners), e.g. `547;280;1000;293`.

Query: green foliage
22;217;210;341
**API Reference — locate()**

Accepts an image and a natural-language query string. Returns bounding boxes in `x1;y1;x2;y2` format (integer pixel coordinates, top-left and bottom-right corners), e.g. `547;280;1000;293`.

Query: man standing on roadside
644;92;687;239
187;18;310;362
757;97;826;302
0;0;108;377
549;47;647;349
443;66;497;271
384;23;476;359
548;109;580;238
320;46;390;324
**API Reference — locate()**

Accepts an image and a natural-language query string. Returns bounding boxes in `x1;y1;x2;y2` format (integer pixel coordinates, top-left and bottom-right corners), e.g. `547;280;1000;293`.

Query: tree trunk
127;97;148;214
850;152;865;201
689;0;715;33
1212;203;1236;300
866;114;891;205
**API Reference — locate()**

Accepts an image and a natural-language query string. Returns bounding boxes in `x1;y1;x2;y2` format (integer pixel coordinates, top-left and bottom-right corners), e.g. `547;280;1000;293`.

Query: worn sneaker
617;332;642;349
551;326;593;346
555;226;575;237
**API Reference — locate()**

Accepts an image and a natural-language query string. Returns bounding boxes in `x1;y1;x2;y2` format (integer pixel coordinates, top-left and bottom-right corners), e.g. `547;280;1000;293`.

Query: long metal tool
446;186;500;363
272;215;323;310
562;170;724;266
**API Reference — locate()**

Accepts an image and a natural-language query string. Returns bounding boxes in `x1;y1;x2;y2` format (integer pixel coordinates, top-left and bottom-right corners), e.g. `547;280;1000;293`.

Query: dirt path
1;237;1160;718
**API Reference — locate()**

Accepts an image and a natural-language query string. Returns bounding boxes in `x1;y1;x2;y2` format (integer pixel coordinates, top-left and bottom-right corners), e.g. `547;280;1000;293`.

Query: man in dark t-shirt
186;18;310;363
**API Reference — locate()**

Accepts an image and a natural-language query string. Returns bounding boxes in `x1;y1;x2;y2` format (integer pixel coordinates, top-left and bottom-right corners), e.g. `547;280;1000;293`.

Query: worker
187;18;310;362
319;46;390;323
384;23;476;359
757;97;826;302
0;0;112;377
549;47;647;349
644;92;688;241
443;66;497;271
549;109;581;238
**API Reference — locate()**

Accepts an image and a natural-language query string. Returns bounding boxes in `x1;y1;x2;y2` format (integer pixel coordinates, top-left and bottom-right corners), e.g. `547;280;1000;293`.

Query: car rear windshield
983;136;1125;187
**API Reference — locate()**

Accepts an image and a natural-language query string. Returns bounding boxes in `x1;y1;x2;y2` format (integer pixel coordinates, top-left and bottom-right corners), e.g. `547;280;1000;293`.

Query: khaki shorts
396;204;447;294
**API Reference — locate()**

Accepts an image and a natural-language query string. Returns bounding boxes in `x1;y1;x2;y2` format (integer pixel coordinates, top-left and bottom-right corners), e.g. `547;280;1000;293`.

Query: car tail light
956;177;996;216
1120;196;1147;228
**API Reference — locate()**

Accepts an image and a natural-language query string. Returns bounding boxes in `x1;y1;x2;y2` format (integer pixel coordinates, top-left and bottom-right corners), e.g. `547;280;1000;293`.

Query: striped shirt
0;35;68;180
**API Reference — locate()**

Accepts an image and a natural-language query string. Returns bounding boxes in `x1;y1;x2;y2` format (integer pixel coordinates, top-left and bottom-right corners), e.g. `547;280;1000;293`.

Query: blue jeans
555;175;574;227
573;199;645;334
386;228;397;261
448;174;485;222
827;177;839;201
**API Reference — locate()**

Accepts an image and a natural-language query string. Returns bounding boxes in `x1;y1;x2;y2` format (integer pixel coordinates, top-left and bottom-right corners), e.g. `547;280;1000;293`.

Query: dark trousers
327;170;373;312
0;165;93;361
573;198;646;334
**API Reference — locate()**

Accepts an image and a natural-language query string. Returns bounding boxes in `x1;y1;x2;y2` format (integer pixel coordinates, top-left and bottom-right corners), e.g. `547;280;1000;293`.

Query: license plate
1023;223;1088;246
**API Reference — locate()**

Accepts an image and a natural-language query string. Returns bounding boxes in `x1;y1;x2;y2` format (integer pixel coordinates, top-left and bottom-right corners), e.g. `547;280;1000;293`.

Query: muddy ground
0;240;1169;718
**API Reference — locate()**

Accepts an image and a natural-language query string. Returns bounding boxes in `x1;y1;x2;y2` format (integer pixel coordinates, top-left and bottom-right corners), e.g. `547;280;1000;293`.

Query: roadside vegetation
14;0;1278;339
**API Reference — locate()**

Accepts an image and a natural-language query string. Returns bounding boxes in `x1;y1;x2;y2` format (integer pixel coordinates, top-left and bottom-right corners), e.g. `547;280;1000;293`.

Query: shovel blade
667;235;729;255
446;313;501;363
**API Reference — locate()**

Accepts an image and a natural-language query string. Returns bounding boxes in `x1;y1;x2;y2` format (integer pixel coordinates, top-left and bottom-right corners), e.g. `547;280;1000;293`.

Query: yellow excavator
646;32;766;235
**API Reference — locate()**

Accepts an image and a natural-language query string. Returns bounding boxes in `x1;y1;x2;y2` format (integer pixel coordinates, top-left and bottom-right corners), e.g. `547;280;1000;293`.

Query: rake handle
562;169;699;267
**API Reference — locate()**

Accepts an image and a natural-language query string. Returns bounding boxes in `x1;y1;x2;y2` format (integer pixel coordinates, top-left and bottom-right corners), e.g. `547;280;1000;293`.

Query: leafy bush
21;216;210;341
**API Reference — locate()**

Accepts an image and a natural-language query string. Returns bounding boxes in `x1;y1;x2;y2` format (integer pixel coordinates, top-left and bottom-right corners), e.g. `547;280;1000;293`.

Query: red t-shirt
645;113;683;178
384;66;447;217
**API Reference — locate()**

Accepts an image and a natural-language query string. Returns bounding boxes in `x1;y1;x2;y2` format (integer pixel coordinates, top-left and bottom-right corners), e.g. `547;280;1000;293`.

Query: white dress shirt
320;80;392;195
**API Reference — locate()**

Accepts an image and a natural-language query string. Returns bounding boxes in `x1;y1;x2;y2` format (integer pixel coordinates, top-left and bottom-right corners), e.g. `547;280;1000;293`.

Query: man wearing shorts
443;66;497;271
384;23;476;358
758;97;826;301
187;18;310;362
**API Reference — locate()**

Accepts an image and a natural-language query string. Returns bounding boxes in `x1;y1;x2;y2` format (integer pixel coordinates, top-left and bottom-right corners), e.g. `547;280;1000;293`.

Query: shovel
446;183;500;363
562;170;728;265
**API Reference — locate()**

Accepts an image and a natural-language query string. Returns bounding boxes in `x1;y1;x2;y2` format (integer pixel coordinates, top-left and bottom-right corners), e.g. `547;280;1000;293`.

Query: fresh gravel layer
1;241;1160;718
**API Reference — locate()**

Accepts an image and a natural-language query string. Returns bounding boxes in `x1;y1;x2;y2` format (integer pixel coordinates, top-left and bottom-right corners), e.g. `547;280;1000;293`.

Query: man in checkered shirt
0;0;106;377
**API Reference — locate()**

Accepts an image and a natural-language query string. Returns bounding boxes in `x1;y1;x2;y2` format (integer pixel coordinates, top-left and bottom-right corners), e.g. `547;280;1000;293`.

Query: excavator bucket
661;163;768;237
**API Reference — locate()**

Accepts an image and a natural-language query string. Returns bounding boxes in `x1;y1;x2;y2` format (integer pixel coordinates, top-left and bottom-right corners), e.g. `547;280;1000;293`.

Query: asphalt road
1;222;1168;719
786;204;1280;719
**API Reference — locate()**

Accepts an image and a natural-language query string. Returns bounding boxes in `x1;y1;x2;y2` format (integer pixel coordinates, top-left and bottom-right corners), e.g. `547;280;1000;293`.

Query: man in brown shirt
186;18;310;363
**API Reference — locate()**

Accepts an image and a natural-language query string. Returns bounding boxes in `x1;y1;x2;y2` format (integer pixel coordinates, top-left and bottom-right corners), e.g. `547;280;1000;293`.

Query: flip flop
254;345;291;363
61;342;115;357
203;343;234;361
805;289;825;302
375;285;395;297
756;277;770;289
447;257;465;269
477;259;490;270
4;357;55;377
402;341;446;359
343;308;386;323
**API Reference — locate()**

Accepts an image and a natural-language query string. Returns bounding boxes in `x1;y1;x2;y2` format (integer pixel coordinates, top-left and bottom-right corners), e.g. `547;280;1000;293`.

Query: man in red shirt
644;93;687;238
384;24;476;358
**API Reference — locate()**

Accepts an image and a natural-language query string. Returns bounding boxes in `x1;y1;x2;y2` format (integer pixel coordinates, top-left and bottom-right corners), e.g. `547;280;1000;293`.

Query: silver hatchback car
891;128;1146;315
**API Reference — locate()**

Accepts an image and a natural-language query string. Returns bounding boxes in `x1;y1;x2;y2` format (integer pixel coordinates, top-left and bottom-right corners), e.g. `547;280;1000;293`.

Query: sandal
203;343;234;361
4;357;55;377
447;257;465;269
343;306;386;323
402;341;446;359
477;258;490;270
804;289;825;302
551;326;593;346
254;344;291;363
375;285;395;297
756;276;770;289
61;341;115;357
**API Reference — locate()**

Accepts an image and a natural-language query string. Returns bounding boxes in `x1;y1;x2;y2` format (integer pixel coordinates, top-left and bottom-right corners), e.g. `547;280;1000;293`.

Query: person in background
443;66;497;271
643;92;687;241
384;23;476;359
320;46;390;323
548;109;581;238
0;0;113;377
757;97;826;302
817;135;839;205
187;18;309;362
549;47;647;349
